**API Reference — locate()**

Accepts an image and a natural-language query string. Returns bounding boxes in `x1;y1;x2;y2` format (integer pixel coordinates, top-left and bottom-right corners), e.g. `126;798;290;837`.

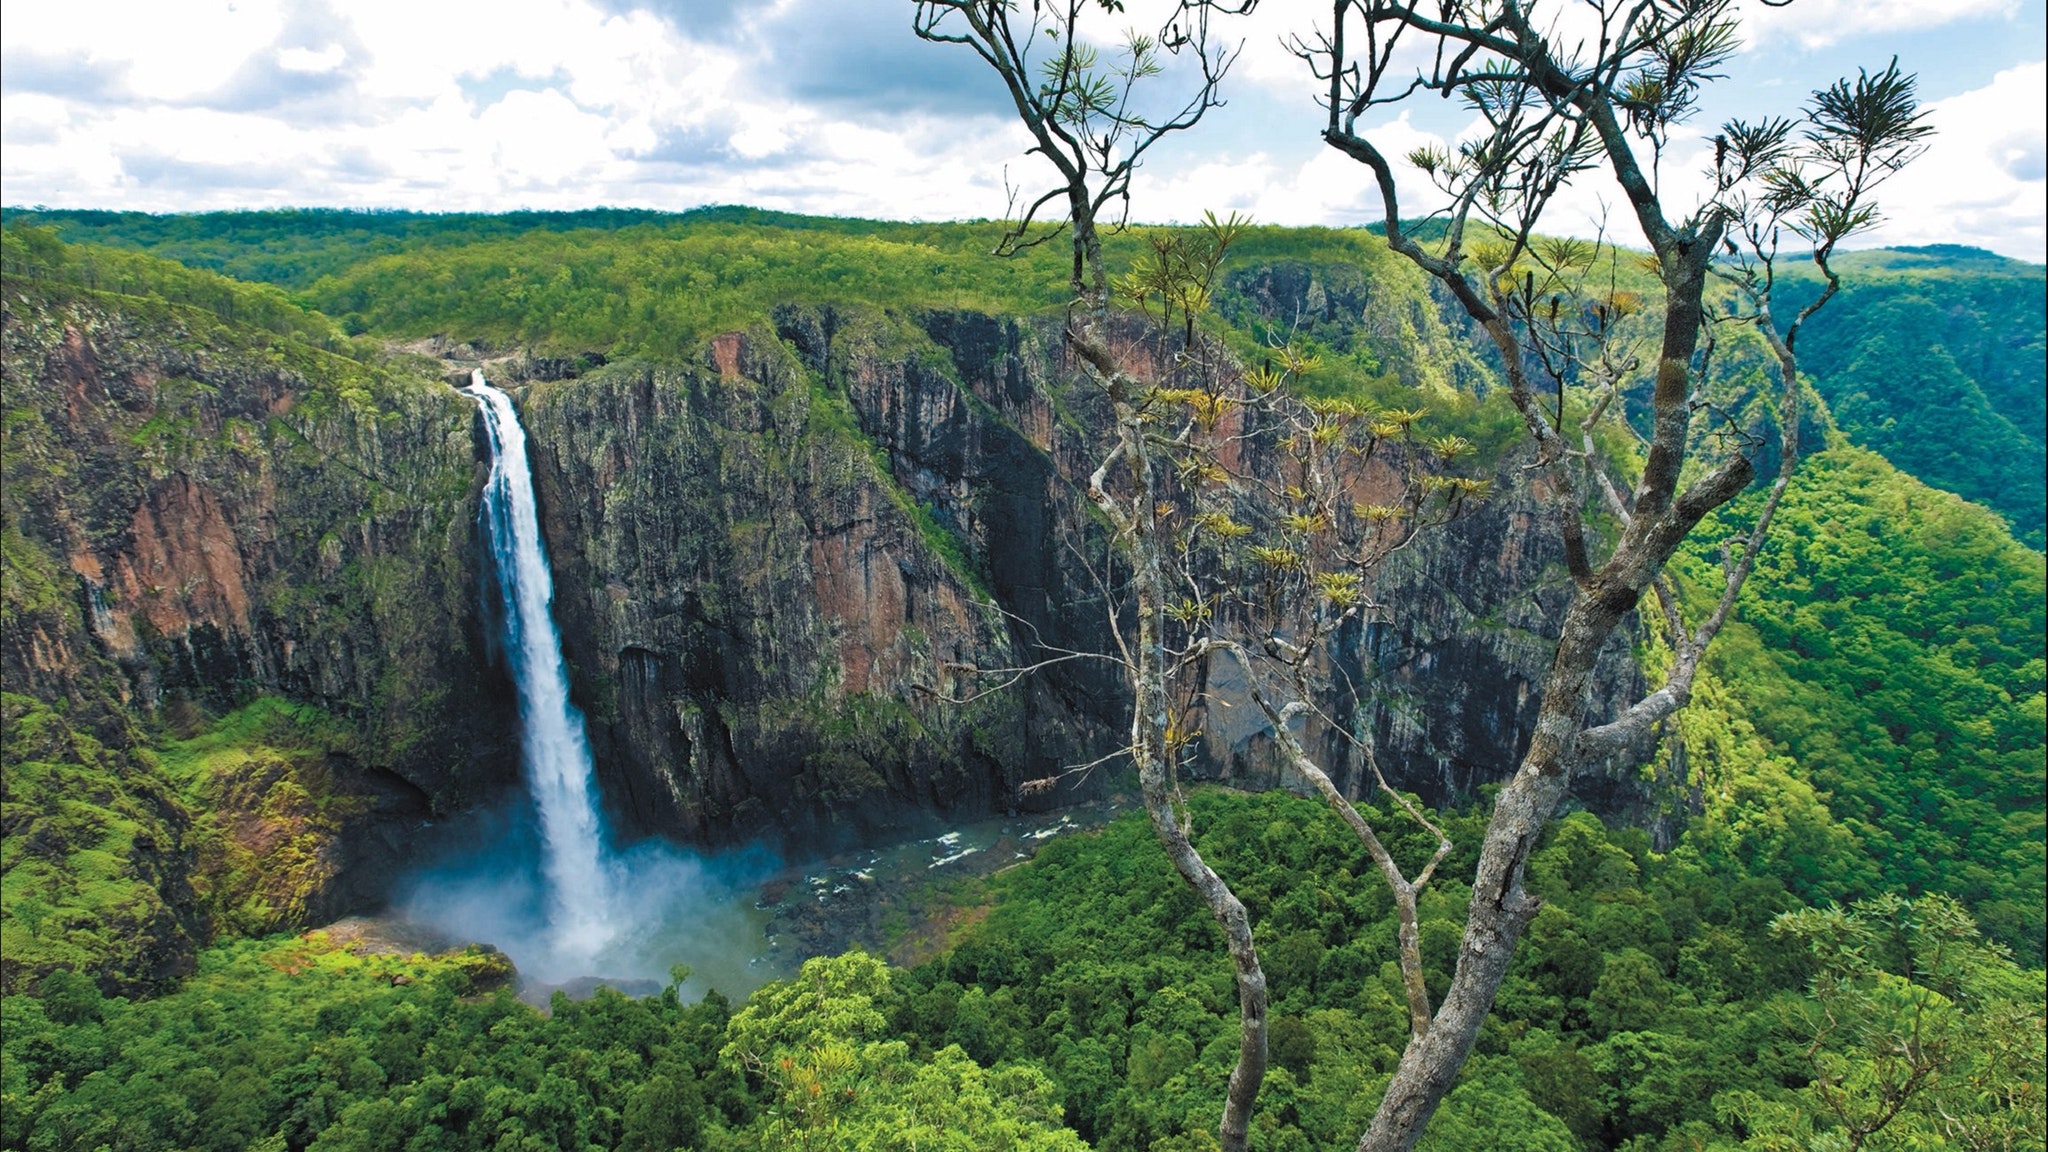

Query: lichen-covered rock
0;693;202;996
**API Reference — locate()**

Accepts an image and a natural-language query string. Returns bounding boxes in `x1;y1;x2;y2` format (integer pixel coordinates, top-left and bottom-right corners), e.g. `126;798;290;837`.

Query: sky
3;0;2043;260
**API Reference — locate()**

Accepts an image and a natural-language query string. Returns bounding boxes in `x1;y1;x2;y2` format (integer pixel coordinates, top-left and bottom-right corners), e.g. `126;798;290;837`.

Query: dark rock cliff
2;286;507;806
4;274;1653;969
515;318;1108;850
515;298;1650;846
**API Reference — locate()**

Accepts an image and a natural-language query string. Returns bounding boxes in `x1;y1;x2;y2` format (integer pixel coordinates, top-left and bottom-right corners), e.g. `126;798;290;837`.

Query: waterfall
462;370;616;963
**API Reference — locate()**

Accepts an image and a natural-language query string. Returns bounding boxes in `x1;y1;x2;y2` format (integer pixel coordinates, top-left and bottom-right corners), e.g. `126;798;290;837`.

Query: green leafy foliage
1725;894;2045;1151
725;952;1086;1152
884;793;1661;1150
6;211;1512;450
882;787;2044;1152
6;784;2041;1151
1;225;362;356
0;695;198;998
1777;254;2047;548
1;206;709;289
1;932;712;1152
0;941;1088;1152
1682;448;2047;960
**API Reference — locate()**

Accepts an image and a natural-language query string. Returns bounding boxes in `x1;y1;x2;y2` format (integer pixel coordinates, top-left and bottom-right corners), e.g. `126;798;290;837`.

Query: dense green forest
4;790;2040;1150
1680;449;2046;956
1;215;2043;1150
1776;254;2047;547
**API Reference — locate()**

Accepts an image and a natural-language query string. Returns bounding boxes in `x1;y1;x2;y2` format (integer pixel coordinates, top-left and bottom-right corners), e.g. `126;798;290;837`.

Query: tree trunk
1356;254;1720;1149
1078;324;1270;1152
1354;579;1634;1150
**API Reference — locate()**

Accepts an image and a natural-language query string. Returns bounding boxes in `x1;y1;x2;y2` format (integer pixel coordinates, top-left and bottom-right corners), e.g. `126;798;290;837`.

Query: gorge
1;212;2041;1152
397;370;812;995
0;227;1659;990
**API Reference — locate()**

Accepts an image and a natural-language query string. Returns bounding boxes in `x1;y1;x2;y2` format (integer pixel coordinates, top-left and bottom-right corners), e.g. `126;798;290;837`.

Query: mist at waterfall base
391;373;788;1001
393;802;786;998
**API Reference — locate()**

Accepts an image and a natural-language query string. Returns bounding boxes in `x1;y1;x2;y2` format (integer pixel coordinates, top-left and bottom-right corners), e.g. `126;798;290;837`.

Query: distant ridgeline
14;206;2043;547
1;213;2041;1151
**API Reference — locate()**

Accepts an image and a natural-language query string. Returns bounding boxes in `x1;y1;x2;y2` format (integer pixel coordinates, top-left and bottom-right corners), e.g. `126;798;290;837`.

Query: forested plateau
0;209;2042;1151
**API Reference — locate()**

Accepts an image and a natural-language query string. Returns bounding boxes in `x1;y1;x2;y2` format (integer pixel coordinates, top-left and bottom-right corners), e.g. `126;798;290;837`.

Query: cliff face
2;282;509;988
517;298;1649;846
2;285;506;803
515;312;1109;848
3;271;1650;978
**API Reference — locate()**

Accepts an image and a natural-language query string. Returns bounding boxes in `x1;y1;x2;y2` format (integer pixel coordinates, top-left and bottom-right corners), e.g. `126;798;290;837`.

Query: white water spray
462;370;616;964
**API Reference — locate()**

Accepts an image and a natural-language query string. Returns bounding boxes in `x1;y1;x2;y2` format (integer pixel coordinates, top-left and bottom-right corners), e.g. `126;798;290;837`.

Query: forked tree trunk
1357;249;1746;1150
1354;589;1622;1150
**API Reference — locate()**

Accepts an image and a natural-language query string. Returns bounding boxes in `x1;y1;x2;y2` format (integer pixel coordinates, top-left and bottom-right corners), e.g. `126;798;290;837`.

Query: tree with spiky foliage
913;8;1276;1148
1727;894;2047;1151
909;6;1261;1139
1297;5;1928;1144
916;2;1928;1149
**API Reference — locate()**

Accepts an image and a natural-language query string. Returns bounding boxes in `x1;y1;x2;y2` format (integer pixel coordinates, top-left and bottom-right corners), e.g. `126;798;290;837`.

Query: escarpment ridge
0;267;1615;989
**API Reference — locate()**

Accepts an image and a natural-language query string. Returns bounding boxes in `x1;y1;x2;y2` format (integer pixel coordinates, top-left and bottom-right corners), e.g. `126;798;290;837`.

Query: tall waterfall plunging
462;370;617;962
396;370;787;999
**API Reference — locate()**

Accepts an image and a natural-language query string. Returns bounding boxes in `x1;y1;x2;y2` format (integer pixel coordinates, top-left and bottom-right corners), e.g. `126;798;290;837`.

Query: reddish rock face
107;476;254;643
808;502;909;697
8;299;500;796
3;288;508;982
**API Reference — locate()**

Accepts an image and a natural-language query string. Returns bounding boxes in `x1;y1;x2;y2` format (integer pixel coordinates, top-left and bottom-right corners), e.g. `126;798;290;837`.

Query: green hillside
1679;447;2046;957
13;208;2040;545
1779;250;2047;547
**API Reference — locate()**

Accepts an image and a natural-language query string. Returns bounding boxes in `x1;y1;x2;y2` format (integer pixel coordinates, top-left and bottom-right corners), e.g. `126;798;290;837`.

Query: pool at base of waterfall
377;797;1126;1006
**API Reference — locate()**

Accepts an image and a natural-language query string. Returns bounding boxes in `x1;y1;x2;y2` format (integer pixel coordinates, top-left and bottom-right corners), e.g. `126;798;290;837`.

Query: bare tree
1293;3;1931;1148
910;5;1273;1148
917;1;1926;1149
1124;220;1488;1049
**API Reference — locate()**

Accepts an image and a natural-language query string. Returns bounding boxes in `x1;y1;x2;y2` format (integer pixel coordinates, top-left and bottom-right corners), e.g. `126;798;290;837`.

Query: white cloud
1737;0;2019;50
0;0;2039;261
1853;60;2047;259
277;45;347;74
1;93;74;146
